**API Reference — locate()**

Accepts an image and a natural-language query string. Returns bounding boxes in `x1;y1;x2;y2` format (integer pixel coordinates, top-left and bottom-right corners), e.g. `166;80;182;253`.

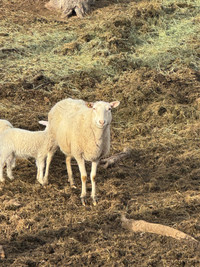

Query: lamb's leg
11;156;16;169
36;158;45;185
0;159;5;182
0;151;9;182
76;157;87;206
6;154;15;180
66;156;76;188
36;160;40;182
43;150;55;185
90;161;98;206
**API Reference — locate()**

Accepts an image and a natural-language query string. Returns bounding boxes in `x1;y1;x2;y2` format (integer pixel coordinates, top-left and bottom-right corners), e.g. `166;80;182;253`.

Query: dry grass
0;0;200;266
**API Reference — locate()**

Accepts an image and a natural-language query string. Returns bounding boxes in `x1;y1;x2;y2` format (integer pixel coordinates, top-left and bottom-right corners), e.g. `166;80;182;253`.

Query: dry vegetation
0;0;200;266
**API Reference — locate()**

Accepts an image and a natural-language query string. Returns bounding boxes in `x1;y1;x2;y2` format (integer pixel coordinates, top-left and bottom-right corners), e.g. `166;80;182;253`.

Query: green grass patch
0;0;199;87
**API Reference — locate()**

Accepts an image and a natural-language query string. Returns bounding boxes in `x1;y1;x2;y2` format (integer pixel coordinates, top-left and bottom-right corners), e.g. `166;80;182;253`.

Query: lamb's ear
85;102;94;108
39;120;48;126
110;101;120;108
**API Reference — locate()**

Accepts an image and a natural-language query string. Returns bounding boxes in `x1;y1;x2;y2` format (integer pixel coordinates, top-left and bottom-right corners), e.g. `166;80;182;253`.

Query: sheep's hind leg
90;161;98;206
66;156;76;188
76;157;87;206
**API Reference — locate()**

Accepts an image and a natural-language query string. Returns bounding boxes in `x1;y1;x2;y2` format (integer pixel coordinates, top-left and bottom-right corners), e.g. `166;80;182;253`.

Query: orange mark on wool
82;176;87;182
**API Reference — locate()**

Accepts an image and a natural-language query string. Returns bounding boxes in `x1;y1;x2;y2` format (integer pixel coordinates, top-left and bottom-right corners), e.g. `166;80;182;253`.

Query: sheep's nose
99;120;105;125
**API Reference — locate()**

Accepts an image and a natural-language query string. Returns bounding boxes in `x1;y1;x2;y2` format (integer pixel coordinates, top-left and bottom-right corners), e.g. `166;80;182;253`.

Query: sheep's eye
108;107;112;110
93;107;96;110
87;103;93;108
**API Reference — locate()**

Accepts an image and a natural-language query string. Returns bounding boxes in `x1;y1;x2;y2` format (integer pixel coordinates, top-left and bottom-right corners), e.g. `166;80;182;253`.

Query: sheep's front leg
66;156;76;188
90;161;98;206
76;157;87;206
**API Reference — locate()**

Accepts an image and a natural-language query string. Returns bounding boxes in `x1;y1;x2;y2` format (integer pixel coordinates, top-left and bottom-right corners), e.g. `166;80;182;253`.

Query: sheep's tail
39;120;48;127
121;215;198;243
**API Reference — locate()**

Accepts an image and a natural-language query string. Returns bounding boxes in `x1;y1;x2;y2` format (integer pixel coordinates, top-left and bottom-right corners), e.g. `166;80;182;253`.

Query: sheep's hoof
42;179;48;186
81;197;86;206
0;178;5;183
37;179;45;186
92;197;98;206
8;176;14;181
68;179;76;189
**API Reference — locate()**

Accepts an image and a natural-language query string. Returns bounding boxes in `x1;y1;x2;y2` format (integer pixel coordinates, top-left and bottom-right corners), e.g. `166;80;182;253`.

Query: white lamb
0;123;56;185
0;119;16;172
48;98;120;205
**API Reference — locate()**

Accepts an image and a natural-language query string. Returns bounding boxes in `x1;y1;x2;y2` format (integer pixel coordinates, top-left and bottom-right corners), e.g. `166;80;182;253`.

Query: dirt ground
0;0;200;266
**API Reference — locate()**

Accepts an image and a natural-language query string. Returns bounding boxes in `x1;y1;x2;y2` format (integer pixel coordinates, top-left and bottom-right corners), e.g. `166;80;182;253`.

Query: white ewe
48;98;120;205
0;124;56;185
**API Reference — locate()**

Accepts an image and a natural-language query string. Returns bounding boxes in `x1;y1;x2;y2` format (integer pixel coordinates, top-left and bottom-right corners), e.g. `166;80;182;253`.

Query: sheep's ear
86;102;94;108
39;120;48;126
110;101;120;108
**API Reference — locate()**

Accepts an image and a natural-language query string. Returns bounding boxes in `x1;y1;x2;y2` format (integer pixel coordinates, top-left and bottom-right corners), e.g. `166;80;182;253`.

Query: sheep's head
89;101;120;129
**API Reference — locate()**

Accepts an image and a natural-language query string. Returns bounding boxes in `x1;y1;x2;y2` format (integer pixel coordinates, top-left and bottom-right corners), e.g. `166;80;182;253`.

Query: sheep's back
52;108;87;155
48;98;87;139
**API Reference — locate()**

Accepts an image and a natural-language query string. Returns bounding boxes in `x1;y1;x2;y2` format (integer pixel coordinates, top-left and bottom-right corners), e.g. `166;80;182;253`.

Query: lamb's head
90;101;120;129
0;120;13;133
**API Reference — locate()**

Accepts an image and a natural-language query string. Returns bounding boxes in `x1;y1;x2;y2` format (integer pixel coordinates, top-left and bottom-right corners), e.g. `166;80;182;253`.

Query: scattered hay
55;41;80;55
0;0;200;266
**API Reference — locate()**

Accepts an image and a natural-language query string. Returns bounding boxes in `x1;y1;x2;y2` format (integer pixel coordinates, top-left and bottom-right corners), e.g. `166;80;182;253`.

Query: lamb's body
48;98;120;205
45;0;92;18
0;127;56;184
